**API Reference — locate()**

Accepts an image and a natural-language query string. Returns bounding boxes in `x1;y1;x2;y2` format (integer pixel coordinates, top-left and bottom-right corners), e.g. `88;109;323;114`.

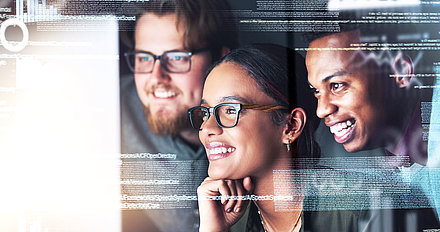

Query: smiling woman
188;44;333;232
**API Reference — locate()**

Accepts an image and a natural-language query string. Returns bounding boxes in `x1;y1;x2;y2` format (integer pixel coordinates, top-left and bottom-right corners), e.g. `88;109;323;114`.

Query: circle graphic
0;18;29;52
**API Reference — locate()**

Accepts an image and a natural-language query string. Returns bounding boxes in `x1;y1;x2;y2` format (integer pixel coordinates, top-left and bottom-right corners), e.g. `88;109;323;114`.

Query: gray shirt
120;74;208;232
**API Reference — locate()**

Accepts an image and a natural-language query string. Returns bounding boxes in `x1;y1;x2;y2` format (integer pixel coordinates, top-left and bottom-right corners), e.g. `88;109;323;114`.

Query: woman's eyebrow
200;96;251;105
219;96;250;103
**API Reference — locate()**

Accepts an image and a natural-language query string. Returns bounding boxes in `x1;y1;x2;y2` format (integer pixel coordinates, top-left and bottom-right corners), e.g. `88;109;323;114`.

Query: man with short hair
120;0;236;231
305;27;440;229
306;29;424;164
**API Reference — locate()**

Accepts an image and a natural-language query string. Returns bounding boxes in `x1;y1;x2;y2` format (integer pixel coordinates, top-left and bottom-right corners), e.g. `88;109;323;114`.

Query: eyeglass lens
190;105;239;129
128;51;191;73
189;108;207;130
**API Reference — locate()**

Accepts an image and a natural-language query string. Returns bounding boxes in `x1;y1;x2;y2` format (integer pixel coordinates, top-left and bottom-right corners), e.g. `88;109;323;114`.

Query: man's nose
150;60;171;83
316;93;337;119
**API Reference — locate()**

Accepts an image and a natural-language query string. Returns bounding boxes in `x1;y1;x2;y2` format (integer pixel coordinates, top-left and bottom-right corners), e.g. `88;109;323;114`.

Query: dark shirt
242;203;366;232
231;166;440;232
239;203;439;232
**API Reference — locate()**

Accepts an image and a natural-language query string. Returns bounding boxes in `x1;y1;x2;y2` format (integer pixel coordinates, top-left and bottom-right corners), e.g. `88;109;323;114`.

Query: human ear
393;53;414;88
282;108;306;144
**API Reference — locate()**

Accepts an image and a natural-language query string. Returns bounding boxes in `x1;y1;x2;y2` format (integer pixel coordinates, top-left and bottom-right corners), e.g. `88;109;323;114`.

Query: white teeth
330;126;335;134
209;147;235;155
332;125;337;133
329;119;354;134
154;91;176;98
334;127;349;137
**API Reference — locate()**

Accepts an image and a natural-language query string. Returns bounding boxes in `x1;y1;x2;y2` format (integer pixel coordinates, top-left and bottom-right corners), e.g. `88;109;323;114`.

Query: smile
209;147;236;154
153;90;177;98
206;142;236;161
329;119;356;143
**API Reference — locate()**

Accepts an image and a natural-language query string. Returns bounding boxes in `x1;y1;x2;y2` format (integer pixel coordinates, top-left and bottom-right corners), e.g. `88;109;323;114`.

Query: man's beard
144;106;191;136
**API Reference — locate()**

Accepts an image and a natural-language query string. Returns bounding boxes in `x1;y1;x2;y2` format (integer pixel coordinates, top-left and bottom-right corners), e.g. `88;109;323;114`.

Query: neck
386;101;427;166
253;158;303;232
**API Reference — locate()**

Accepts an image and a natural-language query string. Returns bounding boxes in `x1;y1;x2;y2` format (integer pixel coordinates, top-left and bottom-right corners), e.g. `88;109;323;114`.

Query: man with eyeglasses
120;0;236;231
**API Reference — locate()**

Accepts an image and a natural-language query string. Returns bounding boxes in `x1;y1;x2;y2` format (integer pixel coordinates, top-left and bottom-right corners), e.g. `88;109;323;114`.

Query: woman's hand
198;177;253;232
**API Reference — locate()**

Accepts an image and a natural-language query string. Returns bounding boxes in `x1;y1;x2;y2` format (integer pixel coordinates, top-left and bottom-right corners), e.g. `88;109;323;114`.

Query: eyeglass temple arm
242;104;287;112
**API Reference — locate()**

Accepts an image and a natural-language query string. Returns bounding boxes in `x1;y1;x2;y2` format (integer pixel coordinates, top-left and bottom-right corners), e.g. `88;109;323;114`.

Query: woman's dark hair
206;43;321;161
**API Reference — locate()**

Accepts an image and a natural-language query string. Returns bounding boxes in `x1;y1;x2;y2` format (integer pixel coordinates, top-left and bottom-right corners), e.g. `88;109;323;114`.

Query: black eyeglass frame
187;103;287;131
124;47;209;74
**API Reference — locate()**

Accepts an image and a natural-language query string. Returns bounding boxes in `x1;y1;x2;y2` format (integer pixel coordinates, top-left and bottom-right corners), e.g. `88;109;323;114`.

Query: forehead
203;62;272;105
306;31;367;85
135;13;184;54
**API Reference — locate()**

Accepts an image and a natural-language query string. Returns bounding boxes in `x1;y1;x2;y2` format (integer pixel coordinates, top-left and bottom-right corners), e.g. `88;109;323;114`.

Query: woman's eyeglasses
187;103;287;130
